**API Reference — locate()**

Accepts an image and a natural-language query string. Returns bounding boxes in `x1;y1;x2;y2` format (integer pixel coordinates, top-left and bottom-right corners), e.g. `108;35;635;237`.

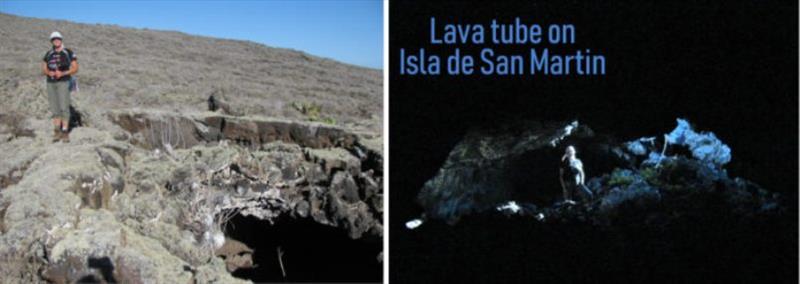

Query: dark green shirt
42;48;76;82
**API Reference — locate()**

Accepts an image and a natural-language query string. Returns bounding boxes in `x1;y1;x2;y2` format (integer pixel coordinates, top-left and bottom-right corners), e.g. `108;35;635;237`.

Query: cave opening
508;138;625;206
221;214;382;283
509;147;564;205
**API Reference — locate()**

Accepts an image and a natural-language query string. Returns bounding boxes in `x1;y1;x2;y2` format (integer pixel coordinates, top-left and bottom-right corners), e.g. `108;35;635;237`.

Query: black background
390;0;797;282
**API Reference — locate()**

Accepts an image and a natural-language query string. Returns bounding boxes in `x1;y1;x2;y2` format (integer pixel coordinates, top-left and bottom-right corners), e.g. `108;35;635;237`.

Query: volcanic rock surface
417;119;784;225
404;118;790;283
0;13;382;283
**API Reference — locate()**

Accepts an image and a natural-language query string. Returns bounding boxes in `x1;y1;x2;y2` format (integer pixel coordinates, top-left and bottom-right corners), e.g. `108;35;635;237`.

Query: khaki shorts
47;80;70;122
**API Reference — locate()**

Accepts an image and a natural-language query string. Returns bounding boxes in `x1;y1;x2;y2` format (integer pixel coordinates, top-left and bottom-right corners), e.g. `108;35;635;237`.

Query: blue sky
0;0;383;69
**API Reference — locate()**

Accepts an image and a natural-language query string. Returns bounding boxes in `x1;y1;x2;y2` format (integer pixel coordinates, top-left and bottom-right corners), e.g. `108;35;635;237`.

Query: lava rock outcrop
417;119;783;226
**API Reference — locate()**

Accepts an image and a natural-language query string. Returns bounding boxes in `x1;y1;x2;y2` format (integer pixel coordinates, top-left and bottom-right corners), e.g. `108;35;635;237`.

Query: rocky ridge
0;109;382;283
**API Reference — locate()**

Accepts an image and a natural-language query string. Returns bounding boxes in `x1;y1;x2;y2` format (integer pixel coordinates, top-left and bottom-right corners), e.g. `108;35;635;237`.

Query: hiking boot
52;128;62;143
60;130;70;143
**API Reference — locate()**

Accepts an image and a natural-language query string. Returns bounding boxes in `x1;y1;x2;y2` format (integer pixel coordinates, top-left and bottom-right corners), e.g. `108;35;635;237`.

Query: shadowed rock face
417;120;595;222
418;119;784;226
404;119;789;283
222;215;382;282
108;110;360;150
104;110;383;240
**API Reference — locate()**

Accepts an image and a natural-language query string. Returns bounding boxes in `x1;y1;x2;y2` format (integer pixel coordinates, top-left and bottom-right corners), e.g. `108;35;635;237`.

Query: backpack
45;48;78;92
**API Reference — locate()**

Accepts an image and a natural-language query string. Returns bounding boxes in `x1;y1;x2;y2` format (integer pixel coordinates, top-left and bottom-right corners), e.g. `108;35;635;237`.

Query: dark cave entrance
222;214;382;283
508;138;625;205
509;147;564;205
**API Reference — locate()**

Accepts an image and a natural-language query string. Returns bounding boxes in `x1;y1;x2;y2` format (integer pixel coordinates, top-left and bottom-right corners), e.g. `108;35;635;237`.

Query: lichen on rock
0;109;383;282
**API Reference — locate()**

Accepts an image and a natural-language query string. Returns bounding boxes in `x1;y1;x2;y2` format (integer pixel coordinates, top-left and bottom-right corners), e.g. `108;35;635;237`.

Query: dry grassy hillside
0;12;382;133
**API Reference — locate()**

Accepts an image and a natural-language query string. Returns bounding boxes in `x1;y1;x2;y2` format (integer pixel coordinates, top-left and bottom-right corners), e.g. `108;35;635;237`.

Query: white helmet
49;31;63;41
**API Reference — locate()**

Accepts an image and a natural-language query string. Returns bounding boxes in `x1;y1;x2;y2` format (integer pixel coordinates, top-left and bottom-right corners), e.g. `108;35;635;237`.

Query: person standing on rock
41;31;78;142
559;145;594;204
